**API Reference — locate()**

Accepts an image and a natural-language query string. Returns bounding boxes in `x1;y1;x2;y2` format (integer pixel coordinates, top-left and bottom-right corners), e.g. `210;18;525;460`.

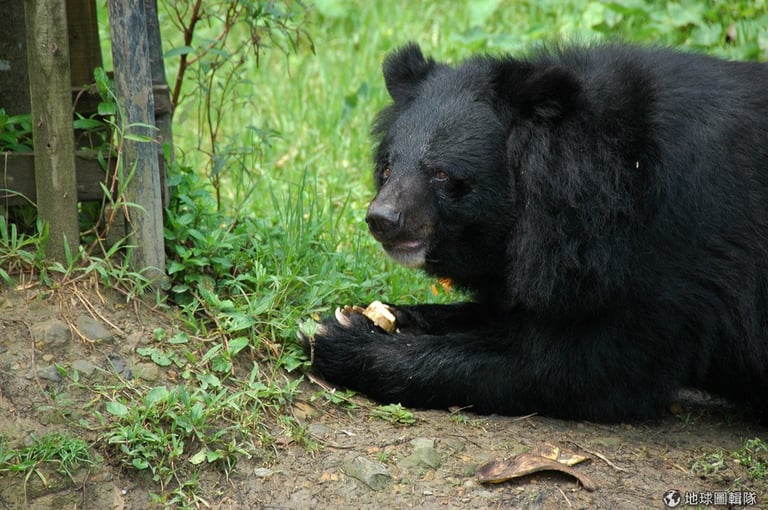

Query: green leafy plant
734;437;768;480
692;450;728;477
101;382;247;488
86;354;303;504
310;386;358;410
371;404;417;425
0;216;47;284
0;109;33;152
163;0;313;211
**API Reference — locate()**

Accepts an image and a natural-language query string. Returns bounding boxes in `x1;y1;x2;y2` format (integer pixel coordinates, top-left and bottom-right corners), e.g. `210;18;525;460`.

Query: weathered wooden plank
0;152;111;206
23;0;80;261
107;0;166;283
0;1;31;115
65;0;102;86
72;84;173;116
145;0;173;207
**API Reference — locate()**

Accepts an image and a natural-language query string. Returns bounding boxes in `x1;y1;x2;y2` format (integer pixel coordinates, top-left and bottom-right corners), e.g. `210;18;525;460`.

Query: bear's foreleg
304;304;688;422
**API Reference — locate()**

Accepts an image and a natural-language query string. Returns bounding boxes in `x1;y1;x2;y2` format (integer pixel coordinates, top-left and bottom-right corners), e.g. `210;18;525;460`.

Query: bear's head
366;43;583;296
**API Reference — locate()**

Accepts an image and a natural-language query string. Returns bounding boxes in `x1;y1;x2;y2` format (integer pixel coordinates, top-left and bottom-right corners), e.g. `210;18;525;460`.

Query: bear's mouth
381;239;427;268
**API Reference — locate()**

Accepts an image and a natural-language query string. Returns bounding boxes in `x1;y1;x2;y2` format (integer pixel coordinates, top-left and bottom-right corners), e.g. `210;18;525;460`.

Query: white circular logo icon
663;489;682;508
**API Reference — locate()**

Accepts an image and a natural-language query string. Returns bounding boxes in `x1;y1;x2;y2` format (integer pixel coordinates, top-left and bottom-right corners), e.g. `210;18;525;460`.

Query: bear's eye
433;169;449;182
382;166;392;180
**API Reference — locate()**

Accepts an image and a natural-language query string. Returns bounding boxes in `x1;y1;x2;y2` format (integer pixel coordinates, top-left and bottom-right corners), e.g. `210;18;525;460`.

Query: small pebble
37;365;62;382
254;467;274;478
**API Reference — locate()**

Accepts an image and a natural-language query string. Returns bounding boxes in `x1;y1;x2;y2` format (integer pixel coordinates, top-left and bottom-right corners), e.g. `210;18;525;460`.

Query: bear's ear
383;42;438;103
493;60;584;121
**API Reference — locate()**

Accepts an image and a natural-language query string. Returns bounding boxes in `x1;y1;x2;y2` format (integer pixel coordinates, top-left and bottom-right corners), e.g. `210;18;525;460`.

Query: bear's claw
335;307;353;328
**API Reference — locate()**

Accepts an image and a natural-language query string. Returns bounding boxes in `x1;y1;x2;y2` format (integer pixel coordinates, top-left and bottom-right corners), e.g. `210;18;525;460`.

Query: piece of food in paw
362;300;397;333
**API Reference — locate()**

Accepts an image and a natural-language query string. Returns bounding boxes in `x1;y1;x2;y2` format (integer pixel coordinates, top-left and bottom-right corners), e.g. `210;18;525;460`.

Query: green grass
734;437;768;481
2;0;768;506
370;403;418;425
0;432;96;503
691;437;768;485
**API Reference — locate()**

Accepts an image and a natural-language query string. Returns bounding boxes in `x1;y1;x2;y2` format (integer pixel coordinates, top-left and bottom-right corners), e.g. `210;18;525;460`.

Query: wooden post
107;0;166;283
23;0;80;261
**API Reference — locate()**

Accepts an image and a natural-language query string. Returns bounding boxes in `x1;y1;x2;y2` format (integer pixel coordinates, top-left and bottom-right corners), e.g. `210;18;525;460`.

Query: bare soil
0;283;765;509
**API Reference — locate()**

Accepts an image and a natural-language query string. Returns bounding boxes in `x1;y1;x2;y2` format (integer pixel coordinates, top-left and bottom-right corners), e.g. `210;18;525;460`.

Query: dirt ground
0;283;766;509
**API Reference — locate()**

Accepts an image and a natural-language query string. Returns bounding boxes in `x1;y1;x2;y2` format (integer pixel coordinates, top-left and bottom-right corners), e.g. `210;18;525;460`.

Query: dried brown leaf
477;453;598;491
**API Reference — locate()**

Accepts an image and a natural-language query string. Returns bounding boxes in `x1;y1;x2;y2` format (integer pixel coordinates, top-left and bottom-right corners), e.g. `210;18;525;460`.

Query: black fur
305;42;768;422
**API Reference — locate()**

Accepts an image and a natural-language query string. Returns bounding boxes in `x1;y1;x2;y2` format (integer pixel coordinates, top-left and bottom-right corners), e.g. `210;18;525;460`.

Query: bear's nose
366;203;402;236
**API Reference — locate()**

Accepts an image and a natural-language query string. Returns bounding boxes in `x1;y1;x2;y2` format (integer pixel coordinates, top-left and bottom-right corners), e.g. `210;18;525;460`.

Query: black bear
304;42;768;422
